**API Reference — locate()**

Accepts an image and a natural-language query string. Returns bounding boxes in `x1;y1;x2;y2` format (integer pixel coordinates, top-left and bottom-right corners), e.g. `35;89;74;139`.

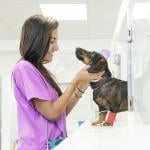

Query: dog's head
76;47;111;77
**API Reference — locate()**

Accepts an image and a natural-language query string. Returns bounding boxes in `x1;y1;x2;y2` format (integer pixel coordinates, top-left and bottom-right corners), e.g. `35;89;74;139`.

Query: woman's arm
66;70;104;115
66;83;88;116
32;68;103;122
32;79;78;121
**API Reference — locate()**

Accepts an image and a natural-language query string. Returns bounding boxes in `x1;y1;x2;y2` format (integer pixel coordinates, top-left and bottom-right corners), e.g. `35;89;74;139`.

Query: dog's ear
87;52;105;73
88;63;112;76
88;60;102;73
88;52;112;77
104;65;112;77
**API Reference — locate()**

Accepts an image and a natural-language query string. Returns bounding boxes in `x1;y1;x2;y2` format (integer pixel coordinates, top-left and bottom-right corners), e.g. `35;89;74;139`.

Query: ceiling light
39;4;87;20
133;2;150;20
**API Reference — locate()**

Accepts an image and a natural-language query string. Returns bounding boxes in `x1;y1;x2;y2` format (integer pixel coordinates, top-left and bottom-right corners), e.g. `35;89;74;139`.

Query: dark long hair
19;14;62;96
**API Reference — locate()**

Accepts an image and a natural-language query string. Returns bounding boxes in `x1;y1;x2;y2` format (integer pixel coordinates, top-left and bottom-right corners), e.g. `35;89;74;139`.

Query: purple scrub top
12;60;67;150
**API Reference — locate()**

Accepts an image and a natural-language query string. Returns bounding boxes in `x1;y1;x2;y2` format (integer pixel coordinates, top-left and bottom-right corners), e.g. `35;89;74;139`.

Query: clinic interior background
0;0;150;149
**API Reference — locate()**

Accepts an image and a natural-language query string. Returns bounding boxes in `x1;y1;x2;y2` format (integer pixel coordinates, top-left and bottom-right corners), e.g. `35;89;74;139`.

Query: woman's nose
54;43;59;51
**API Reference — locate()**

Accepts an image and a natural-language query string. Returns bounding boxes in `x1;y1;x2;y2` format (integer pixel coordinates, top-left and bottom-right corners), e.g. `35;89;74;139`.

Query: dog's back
91;77;128;113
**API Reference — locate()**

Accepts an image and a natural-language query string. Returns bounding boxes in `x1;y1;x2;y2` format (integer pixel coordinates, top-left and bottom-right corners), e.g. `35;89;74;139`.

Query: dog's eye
101;58;105;62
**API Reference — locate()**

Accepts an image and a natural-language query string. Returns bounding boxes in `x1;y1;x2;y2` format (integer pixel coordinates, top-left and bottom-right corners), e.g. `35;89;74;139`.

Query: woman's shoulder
14;59;35;69
16;59;33;67
12;59;37;74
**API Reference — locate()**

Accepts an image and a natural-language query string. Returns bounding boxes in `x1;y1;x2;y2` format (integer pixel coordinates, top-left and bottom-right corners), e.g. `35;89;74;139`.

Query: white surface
54;112;150;150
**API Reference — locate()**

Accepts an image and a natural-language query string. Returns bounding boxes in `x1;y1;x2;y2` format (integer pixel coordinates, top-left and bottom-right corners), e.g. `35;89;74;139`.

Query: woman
12;15;103;150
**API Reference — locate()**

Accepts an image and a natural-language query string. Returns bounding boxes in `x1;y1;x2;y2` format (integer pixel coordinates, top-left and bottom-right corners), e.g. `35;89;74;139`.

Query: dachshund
75;47;128;126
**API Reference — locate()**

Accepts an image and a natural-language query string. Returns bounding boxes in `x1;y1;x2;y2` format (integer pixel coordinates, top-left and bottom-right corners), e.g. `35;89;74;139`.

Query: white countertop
54;112;150;150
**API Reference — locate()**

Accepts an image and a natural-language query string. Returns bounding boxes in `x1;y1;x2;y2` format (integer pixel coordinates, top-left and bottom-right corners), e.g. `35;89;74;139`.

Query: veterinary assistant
12;14;103;150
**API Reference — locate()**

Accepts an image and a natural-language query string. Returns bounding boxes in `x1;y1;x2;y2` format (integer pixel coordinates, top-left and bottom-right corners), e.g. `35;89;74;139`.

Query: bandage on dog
105;111;116;125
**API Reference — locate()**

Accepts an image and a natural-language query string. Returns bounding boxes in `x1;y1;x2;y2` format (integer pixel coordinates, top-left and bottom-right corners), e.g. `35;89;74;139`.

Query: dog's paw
91;121;99;126
91;120;104;126
103;122;113;126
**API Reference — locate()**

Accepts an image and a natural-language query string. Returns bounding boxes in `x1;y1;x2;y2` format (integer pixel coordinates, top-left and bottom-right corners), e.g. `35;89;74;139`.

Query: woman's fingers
92;77;103;82
81;65;90;71
90;71;105;82
89;71;105;77
76;65;105;84
99;71;105;76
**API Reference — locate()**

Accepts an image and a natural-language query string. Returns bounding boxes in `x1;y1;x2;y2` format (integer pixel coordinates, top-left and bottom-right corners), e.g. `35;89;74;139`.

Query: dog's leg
91;111;107;125
103;111;117;126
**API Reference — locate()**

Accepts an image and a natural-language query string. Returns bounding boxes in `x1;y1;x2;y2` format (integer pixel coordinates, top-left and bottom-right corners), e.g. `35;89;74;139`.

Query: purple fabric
12;60;67;150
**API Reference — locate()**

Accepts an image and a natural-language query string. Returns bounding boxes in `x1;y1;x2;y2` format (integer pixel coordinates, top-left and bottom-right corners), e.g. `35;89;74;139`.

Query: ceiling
0;0;125;40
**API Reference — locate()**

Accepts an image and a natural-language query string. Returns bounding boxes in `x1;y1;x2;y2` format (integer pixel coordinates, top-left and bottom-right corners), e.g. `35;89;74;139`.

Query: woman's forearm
52;81;78;117
66;93;81;116
66;85;87;116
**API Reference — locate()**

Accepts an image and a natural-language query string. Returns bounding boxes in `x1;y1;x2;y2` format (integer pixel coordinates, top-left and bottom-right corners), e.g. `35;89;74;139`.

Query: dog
75;47;128;126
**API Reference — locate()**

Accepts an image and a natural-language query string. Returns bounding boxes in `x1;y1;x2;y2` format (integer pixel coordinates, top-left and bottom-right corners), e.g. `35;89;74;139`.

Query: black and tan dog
75;47;128;126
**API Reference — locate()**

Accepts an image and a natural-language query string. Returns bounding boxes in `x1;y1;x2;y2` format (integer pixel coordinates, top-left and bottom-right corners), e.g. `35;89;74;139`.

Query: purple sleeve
14;63;52;102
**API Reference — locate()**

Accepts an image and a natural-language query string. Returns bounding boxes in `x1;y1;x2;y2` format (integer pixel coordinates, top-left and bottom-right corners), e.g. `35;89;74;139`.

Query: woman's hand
73;66;104;86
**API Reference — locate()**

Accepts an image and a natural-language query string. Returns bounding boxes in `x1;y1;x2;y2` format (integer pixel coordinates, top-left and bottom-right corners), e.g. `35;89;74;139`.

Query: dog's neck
104;66;112;77
90;76;111;90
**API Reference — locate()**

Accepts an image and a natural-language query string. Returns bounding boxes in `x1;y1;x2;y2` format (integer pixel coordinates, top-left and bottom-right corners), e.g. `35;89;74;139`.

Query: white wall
1;75;18;150
110;41;128;81
132;37;150;124
0;52;20;75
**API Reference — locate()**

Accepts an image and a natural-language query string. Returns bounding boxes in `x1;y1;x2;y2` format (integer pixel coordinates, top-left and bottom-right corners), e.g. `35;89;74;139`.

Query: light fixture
39;4;87;20
133;2;150;20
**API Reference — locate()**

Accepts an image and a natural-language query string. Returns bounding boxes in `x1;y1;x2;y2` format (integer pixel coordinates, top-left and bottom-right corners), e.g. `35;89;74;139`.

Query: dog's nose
75;47;80;55
76;47;83;55
76;47;81;53
76;47;81;50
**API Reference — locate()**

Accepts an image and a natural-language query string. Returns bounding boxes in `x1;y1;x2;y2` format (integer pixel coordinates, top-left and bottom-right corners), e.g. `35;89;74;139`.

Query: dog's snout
76;47;82;51
75;47;84;57
75;47;85;62
76;47;82;54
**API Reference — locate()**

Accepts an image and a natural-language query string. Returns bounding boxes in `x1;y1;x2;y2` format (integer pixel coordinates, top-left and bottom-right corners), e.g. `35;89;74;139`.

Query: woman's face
44;29;59;63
